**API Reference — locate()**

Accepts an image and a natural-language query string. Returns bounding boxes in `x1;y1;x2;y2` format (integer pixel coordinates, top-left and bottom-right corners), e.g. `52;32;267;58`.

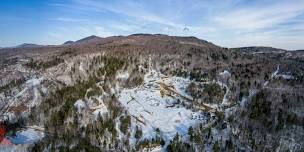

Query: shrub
135;126;143;139
120;115;131;134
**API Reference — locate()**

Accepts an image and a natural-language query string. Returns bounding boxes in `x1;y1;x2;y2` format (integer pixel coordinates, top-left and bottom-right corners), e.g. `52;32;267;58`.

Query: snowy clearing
118;70;209;143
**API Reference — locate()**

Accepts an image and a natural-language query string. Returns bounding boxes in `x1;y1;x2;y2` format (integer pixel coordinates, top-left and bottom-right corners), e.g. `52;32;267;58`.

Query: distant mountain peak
65;35;102;45
16;43;42;48
76;35;101;42
62;41;74;45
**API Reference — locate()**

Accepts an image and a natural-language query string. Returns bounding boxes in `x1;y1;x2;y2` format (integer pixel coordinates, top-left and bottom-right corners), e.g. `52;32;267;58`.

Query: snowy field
118;69;209;143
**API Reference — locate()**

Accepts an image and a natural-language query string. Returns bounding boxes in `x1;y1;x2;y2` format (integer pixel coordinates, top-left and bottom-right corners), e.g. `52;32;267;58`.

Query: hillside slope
0;34;303;151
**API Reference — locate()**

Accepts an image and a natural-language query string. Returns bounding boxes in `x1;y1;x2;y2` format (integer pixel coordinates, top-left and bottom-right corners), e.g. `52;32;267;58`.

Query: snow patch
56;75;72;85
271;65;280;79
116;71;130;80
91;97;108;119
219;70;231;78
26;78;44;88
270;65;294;80
143;145;162;152
279;74;294;80
79;62;85;72
74;99;86;112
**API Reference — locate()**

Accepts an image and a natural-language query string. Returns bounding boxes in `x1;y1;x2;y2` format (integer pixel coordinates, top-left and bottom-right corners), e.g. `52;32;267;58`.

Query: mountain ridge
1;34;302;51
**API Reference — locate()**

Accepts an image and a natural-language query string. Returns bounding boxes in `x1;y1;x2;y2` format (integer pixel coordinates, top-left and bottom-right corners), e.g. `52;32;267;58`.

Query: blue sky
0;0;304;50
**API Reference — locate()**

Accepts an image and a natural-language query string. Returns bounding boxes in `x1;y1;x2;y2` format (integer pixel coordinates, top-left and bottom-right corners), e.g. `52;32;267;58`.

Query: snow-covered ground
90;96;108;119
26;78;44;88
116;71;130;80
217;80;230;106
219;70;231;79
117;69;208;144
271;64;294;80
75;99;86;112
143;145;162;152
271;65;280;79
1;77;45;123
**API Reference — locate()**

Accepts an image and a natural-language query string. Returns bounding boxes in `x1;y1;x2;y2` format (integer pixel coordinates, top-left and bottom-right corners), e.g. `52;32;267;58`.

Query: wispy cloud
72;0;181;27
111;23;140;32
214;1;304;31
219;29;304;50
54;17;88;22
94;26;113;37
